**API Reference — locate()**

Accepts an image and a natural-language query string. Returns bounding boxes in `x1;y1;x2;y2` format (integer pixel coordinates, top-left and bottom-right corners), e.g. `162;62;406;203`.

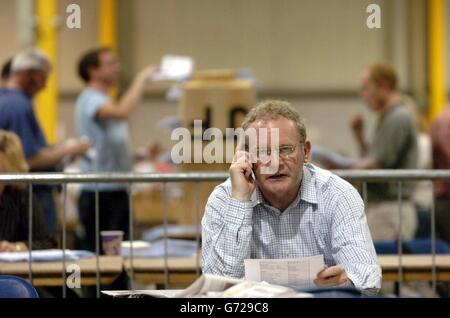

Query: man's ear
303;140;311;163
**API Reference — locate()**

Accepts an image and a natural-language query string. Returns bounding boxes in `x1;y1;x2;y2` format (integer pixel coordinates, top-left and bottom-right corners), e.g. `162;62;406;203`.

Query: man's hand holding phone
230;149;256;202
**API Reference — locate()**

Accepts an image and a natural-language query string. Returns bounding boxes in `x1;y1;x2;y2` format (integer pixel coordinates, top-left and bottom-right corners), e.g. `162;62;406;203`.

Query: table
3;254;447;288
0;256;123;286
123;256;201;286
379;254;450;282
123;255;450;287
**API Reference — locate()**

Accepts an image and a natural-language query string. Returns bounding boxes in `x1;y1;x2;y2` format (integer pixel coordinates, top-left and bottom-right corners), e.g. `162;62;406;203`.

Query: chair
374;239;450;255
374;240;398;254
0;275;39;298
403;239;450;254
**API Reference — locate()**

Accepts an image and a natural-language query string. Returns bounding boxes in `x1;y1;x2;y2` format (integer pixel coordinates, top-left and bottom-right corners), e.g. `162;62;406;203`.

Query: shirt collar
250;185;265;207
299;164;318;205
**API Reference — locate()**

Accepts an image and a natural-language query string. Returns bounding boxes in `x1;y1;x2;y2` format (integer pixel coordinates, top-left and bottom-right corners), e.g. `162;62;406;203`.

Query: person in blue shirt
0;48;90;235
75;47;155;251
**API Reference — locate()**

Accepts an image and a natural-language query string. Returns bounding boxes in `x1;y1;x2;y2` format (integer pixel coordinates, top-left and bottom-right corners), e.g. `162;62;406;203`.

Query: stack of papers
121;239;198;258
143;224;200;242
102;273;313;298
0;249;95;262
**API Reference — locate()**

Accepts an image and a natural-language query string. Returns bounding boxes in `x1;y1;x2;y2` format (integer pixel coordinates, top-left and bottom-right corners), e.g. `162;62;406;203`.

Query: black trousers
78;190;130;252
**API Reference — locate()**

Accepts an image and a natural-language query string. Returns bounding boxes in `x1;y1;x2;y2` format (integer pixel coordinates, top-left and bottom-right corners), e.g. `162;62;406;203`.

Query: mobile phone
242;142;256;182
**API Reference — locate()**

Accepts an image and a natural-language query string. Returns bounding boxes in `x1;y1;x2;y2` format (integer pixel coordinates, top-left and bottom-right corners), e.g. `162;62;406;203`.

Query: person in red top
430;106;450;245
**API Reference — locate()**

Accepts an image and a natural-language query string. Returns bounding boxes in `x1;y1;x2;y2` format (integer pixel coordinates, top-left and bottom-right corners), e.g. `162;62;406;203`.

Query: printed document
244;255;325;288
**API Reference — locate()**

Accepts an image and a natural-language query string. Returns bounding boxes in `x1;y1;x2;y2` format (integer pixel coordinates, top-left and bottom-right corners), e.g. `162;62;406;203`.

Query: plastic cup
100;230;124;256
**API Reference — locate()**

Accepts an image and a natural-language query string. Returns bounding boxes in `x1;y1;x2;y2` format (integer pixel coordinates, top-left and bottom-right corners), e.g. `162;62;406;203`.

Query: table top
0;256;123;275
123;256;201;272
378;254;450;270
122;254;450;272
1;254;448;286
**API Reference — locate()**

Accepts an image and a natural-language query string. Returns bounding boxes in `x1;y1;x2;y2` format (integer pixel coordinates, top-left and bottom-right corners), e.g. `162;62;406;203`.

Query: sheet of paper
151;55;194;81
311;144;358;168
175;273;242;298
101;289;183;298
0;250;95;262
244;255;325;288
222;281;313;298
120;239;198;258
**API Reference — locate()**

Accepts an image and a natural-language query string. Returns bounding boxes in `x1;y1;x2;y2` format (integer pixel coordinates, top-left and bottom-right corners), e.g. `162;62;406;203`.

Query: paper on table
151;55;194;81
244;255;325;288
120;239;198;258
101;275;314;298
0;250;95;262
222;281;313;298
102;289;183;298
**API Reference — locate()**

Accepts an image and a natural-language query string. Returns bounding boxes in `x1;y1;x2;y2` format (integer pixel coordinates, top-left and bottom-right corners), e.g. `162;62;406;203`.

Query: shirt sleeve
201;182;254;278
84;92;110;121
330;187;382;292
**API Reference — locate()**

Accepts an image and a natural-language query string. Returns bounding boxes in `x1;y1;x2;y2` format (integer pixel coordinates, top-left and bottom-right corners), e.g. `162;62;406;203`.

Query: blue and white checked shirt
202;163;381;291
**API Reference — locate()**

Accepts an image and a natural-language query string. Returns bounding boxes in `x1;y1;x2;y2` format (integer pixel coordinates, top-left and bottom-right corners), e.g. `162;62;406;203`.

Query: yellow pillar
428;0;447;122
35;0;58;144
98;0;117;97
99;0;117;50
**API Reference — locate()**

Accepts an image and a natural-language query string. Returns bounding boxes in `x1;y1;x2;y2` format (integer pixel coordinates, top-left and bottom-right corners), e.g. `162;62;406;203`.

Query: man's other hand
350;114;364;137
314;265;352;287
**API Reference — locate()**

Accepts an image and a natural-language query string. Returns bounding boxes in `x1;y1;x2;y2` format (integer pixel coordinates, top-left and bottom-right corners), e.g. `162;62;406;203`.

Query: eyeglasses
254;144;298;160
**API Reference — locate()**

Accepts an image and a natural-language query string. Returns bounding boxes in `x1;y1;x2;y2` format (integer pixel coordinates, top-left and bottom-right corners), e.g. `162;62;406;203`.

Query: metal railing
0;169;449;298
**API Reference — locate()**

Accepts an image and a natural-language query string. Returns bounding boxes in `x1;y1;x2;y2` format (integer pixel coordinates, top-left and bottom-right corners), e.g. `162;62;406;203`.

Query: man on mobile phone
202;100;381;293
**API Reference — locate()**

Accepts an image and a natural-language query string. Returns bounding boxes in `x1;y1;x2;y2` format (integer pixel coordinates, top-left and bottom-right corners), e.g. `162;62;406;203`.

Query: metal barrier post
362;181;368;206
430;184;437;294
397;181;403;297
195;181;201;277
28;183;33;283
128;182;135;291
62;183;67;298
95;183;100;298
163;182;169;289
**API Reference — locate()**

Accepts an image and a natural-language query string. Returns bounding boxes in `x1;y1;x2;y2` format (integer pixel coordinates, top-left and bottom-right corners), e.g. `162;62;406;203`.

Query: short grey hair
11;48;51;73
242;100;307;143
